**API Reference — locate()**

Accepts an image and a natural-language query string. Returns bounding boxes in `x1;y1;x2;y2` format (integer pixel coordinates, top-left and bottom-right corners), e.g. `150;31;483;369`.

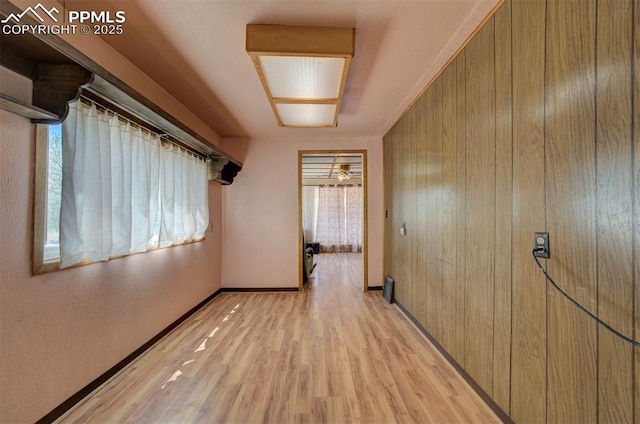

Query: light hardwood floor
57;253;500;423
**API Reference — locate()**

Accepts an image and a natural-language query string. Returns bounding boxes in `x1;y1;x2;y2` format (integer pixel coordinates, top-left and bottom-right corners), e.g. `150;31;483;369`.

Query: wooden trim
221;287;299;293
249;55;284;127
32;125;48;275
334;56;353;127
273;123;337;129
298;152;304;291
0;93;59;121
246;25;355;57
34;237;209;276
394;301;514;424
298;150;369;292
368;285;383;291
273;98;338;104
32;64;94;124
362;150;369;292
35;289;224;424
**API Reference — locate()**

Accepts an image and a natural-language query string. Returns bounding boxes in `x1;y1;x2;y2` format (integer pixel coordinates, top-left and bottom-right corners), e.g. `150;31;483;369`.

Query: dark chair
302;231;315;282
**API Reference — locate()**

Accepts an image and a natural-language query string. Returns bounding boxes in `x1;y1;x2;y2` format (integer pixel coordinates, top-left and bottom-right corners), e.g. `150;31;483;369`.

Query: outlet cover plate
534;232;550;258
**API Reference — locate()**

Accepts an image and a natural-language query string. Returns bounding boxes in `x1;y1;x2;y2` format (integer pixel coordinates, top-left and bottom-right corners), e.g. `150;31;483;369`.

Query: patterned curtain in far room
301;185;319;243
315;185;362;253
344;185;362;251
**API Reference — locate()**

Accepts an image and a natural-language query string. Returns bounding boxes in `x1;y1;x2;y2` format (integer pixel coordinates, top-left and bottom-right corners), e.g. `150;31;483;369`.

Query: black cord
531;249;640;347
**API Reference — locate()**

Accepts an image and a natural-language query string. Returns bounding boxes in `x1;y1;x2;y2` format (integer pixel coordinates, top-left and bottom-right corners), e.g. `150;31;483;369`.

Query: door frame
298;149;368;292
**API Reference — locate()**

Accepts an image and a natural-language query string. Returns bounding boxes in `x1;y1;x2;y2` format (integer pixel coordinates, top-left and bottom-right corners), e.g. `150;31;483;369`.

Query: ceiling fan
337;164;351;181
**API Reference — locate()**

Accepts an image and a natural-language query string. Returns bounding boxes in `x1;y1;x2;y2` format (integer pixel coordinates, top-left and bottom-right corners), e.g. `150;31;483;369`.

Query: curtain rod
79;93;209;161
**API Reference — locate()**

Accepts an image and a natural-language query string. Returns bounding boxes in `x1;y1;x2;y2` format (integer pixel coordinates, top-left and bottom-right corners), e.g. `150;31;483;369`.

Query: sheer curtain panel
159;146;209;248
120;119;160;254
60;100;208;269
301;186;319;243
344;185;362;251
315;185;362;253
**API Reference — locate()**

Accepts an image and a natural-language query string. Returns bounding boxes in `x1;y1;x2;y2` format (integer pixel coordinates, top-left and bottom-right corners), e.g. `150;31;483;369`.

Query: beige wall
0;109;223;423
222;136;383;289
0;9;230;421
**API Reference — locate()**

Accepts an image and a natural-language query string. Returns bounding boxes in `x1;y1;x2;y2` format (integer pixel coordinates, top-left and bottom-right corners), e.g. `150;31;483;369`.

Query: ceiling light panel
259;56;345;99
246;24;355;128
276;104;337;127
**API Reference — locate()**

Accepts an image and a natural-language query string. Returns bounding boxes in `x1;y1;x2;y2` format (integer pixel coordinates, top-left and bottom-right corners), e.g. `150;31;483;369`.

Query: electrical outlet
534;232;550;258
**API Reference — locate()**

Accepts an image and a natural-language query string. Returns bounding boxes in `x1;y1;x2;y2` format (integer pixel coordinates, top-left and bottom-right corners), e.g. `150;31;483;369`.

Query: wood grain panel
389;125;402;304
393;120;406;307
595;0;634;421
434;77;444;343
395;122;408;307
463;18;496;395
392;123;403;306
454;53;467;366
396;109;415;312
424;84;439;337
387;129;398;286
391;127;400;290
406;102;418;315
414;94;428;326
545;0;598;422
440;61;459;358
634;0;640;422
509;0;547;421
383;0;638;421
491;1;512;413
383;132;393;281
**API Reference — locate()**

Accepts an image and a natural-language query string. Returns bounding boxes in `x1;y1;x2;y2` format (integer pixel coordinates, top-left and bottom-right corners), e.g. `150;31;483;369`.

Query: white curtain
60;100;208;268
315;185;362;253
159;145;209;248
301;186;318;243
115;117;160;255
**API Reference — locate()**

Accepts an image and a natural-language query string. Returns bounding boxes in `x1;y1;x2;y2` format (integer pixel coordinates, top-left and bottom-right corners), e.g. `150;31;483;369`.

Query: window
33;99;209;274
34;124;62;274
44;124;62;262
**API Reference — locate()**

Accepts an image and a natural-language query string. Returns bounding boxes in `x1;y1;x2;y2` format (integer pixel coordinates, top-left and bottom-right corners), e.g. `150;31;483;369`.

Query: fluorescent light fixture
246;24;355;128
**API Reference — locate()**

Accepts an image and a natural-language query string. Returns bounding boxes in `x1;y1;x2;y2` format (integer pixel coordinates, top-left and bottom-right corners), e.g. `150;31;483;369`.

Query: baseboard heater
383;275;394;303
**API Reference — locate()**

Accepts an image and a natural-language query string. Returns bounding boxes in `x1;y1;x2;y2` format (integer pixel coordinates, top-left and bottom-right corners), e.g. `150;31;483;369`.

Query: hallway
57;254;499;423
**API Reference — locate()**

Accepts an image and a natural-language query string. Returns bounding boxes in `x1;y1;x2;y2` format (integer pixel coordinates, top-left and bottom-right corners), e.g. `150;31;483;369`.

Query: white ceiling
91;0;500;139
302;153;363;181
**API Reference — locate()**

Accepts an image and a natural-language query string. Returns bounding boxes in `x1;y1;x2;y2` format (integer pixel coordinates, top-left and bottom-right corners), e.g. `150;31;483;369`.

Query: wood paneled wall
383;0;639;422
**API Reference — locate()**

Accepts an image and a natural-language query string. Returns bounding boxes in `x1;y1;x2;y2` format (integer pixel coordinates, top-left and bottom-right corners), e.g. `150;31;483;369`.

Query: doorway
298;150;368;292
